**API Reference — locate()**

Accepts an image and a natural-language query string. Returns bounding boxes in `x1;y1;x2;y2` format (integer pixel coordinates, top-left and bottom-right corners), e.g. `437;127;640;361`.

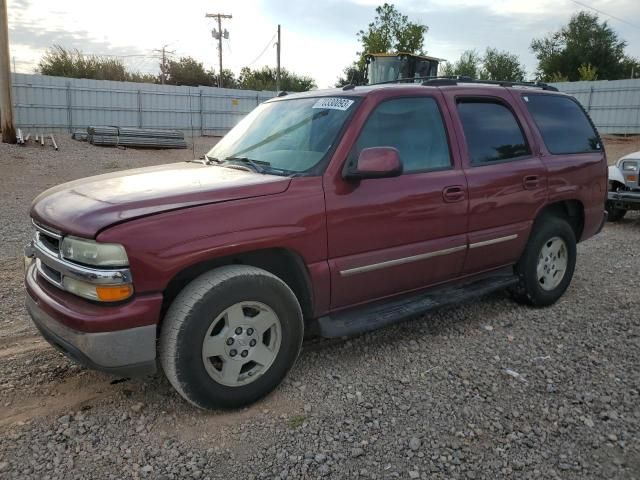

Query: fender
608;165;625;185
97;177;328;295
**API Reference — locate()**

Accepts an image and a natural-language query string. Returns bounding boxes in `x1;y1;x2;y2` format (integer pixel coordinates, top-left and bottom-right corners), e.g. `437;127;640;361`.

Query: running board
308;270;517;338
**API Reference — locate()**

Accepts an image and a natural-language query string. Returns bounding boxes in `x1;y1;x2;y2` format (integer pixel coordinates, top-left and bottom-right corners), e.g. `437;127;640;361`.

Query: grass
287;415;306;429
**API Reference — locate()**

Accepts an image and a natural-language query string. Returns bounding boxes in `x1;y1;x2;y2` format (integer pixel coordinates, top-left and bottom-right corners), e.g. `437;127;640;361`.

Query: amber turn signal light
626;175;637;182
95;284;134;302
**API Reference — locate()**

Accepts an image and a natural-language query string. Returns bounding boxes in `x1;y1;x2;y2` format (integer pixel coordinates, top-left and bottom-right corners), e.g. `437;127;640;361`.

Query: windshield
206;97;357;174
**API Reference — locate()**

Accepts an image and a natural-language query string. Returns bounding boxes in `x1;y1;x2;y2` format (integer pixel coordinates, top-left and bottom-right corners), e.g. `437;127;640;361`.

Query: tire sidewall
519;217;577;306
167;271;303;409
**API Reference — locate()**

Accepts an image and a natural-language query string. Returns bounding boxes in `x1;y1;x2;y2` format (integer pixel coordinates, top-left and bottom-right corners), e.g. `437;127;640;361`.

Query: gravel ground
0;135;639;479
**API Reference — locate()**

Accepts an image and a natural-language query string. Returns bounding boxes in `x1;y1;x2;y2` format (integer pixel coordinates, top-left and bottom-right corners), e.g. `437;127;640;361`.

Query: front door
323;93;469;309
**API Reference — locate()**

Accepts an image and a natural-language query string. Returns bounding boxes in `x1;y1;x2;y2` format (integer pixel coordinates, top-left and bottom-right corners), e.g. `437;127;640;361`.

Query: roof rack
369;75;558;92
422;77;559;91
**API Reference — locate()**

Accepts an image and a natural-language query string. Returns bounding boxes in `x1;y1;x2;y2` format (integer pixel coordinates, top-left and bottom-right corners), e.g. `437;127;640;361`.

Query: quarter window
522;94;602;154
349;97;451;173
457;100;530;164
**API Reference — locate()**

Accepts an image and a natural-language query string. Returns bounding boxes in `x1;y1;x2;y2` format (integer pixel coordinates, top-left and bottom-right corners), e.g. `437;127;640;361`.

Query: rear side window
349;97;451;172
523;94;602;154
457;100;530;165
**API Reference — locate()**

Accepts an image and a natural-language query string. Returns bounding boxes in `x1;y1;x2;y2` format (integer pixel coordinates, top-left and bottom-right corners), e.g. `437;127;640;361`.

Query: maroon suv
25;80;607;409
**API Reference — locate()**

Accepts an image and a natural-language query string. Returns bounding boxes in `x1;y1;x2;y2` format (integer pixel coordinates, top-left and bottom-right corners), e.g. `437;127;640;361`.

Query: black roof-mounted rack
369;75;558;92
423;77;559;92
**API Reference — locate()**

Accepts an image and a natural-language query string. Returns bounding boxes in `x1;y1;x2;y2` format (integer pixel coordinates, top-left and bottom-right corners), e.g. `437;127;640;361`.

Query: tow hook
24;241;35;273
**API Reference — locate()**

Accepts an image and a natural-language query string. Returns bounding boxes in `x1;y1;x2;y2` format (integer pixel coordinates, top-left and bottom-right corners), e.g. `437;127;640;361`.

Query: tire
605;201;626;222
510;215;577;307
159;265;304;410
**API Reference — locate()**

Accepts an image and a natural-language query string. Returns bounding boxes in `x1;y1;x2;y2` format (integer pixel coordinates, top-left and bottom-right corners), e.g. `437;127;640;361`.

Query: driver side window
348;97;451;173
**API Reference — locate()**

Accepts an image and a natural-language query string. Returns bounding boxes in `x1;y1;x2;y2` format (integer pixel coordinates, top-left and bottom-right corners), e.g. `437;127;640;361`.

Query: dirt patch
0;372;125;428
602;134;640;164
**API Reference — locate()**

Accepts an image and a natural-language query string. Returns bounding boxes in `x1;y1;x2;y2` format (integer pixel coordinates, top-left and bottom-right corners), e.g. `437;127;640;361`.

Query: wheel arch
160;247;314;321
533;199;585;241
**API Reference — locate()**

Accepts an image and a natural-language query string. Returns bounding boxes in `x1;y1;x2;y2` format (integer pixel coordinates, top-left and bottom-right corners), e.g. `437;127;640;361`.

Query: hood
31;162;291;238
618;151;640;165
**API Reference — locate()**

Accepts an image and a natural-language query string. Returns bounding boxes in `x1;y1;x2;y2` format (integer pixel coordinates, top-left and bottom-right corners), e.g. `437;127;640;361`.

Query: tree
479;48;526;81
165;57;214;86
621;57;640;79
335;65;366;88
530;11;630;81
210;69;239;89
336;3;428;86
577;63;598;81
38;45;156;83
358;3;428;56
439;50;482;78
238;66;316;92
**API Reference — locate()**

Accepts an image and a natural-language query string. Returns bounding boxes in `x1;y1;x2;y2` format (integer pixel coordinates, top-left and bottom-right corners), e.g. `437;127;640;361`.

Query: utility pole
276;25;281;92
153;44;174;85
0;0;16;143
205;13;232;88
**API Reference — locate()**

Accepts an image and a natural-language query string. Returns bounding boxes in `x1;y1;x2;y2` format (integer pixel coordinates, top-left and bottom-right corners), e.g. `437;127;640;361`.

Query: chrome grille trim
36;258;63;288
29;219;132;294
32;218;62;239
32;238;132;285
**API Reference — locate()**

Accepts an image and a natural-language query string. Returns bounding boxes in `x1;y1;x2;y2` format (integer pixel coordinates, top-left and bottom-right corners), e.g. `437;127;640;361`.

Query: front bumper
25;263;158;377
607;190;640;209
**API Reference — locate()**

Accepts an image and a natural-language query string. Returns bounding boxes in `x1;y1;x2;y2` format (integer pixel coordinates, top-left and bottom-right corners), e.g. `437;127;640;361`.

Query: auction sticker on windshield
312;98;355;111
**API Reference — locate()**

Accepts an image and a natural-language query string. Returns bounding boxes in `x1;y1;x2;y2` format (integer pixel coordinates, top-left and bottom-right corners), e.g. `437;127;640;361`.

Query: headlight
622;161;638;172
60;237;129;267
62;277;133;302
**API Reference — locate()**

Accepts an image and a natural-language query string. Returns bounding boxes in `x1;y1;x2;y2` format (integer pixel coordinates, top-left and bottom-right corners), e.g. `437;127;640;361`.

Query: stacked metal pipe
85;126;187;149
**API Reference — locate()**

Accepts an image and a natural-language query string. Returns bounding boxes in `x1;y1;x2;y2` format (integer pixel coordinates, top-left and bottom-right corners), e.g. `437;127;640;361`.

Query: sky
7;0;640;88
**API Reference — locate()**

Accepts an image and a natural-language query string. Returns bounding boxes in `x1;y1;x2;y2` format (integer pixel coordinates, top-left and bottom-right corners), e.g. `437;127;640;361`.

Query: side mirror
344;147;403;180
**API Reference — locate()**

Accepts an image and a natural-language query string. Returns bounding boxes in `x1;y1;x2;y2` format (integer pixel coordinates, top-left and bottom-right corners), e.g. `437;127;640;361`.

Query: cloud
6;0;640;86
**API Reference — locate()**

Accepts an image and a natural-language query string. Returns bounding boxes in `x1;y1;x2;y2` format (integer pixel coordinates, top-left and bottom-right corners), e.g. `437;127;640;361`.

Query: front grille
37;231;60;254
31;220;64;288
29;219;133;296
38;260;62;285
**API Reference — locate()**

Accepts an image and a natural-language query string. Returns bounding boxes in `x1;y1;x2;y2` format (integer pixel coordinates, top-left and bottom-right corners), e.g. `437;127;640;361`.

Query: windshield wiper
223;156;270;174
186;154;222;166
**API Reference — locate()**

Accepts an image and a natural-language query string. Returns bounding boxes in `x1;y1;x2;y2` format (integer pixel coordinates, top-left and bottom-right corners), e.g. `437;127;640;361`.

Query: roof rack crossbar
369;75;558;92
420;77;558;91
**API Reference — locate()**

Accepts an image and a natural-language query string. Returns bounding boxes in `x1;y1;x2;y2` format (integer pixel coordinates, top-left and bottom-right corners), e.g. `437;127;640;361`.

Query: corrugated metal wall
11;73;276;136
13;74;639;136
551;79;640;134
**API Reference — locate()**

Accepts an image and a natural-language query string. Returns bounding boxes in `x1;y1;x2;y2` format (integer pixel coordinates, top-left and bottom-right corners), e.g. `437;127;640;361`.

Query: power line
79;52;154;58
152;44;175;84
567;0;640;30
246;33;276;67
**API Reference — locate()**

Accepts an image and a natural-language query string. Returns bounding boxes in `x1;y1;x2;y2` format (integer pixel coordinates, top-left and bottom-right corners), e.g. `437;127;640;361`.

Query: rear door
323;92;469;309
442;88;548;274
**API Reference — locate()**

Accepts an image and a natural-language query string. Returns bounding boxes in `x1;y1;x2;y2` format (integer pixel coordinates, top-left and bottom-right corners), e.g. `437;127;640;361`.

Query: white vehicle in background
607;151;640;221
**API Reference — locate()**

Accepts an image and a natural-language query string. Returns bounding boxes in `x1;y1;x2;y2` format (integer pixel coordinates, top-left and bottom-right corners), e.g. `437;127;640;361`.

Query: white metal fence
10;74;639;136
551;79;640;134
11;73;276;136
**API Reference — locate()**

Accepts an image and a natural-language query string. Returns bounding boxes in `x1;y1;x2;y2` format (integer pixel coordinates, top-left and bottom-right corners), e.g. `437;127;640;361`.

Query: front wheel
510;216;577;307
159;265;304;410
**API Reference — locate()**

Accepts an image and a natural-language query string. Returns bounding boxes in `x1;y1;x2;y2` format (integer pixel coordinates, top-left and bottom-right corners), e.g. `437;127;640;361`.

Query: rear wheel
510;216;577;307
159;265;304;410
605;201;627;222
